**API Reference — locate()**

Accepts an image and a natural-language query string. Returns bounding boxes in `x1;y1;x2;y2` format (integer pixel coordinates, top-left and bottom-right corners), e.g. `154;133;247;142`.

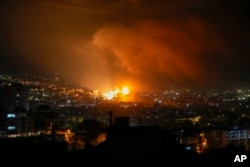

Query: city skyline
0;0;250;93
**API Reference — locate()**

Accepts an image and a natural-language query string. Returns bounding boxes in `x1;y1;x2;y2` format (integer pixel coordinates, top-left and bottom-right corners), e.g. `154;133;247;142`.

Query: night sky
0;0;249;92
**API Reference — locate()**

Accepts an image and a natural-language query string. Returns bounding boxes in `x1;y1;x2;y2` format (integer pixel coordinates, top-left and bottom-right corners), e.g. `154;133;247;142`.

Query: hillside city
0;73;250;166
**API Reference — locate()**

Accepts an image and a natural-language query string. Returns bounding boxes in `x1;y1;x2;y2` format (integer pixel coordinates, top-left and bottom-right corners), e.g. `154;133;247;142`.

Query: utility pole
108;111;113;127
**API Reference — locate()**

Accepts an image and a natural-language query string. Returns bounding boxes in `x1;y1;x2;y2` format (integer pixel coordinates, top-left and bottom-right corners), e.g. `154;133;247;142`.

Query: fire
121;86;130;95
103;86;130;100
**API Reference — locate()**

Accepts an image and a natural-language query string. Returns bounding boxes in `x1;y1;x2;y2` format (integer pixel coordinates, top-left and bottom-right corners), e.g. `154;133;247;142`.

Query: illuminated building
0;83;31;137
205;127;249;150
178;132;207;153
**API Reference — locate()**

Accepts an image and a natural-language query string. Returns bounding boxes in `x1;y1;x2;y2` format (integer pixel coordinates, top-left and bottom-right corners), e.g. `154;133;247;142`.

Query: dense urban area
0;73;250;166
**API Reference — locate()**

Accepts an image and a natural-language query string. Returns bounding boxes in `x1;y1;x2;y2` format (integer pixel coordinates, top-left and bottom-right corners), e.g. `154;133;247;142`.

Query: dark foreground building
0;117;250;167
106;117;163;167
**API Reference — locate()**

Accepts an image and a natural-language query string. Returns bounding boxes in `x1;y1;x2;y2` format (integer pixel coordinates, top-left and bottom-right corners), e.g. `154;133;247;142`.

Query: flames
103;86;130;100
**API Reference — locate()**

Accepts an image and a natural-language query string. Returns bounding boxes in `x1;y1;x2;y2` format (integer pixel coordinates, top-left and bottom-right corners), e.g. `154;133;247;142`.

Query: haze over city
0;0;250;93
1;2;250;165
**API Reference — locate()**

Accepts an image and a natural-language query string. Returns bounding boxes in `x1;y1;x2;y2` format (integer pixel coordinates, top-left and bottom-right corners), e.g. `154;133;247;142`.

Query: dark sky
0;0;249;92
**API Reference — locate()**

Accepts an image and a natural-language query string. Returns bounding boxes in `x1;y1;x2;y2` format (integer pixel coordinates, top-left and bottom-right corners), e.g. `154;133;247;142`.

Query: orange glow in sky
1;1;249;91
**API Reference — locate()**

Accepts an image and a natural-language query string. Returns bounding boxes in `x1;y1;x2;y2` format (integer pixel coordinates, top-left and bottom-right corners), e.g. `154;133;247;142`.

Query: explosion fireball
103;86;130;101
